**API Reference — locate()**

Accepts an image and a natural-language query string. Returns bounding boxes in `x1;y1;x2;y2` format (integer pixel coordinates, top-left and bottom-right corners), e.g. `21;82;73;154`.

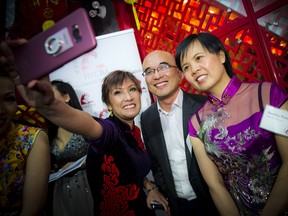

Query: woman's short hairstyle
101;70;142;105
175;32;234;78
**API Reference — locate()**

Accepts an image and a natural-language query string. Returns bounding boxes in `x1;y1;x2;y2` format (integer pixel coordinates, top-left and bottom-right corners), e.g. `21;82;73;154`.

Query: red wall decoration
131;0;288;93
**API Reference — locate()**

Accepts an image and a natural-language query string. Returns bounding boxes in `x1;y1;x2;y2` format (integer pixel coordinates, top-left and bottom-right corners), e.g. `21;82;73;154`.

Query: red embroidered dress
86;116;155;216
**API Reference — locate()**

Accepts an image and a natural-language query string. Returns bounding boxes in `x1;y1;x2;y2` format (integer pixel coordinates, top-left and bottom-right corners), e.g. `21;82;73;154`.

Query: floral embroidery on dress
198;107;230;157
131;126;145;152
211;93;231;111
200;111;278;215
100;154;140;216
194;77;284;215
0;123;40;215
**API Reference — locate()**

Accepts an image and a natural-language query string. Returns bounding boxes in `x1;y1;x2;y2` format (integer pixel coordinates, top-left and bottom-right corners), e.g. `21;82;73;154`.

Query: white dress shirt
157;90;197;200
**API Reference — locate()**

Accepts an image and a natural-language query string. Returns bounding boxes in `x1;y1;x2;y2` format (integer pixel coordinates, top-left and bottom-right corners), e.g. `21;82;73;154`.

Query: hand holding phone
150;201;165;210
14;7;97;84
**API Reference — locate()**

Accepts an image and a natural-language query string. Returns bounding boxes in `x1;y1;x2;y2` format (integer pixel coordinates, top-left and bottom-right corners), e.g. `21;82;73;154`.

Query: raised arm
261;101;288;216
28;80;103;139
190;136;240;216
0;40;103;139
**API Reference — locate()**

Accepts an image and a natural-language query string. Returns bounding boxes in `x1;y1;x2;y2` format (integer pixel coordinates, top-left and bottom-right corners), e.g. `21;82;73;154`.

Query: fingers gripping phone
150;201;165;210
14;8;97;84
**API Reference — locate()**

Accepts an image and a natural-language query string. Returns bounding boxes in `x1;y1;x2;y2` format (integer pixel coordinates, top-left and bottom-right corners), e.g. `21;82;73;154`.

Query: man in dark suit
140;50;218;216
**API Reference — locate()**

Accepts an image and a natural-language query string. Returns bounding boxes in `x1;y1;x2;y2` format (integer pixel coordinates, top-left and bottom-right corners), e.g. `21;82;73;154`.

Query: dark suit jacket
140;91;218;216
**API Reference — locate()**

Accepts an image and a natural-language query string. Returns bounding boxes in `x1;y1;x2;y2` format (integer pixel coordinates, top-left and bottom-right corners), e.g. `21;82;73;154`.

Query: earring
108;108;113;117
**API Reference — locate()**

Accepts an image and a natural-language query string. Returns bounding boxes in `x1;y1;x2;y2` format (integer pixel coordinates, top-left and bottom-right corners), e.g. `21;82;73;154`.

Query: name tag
260;105;288;137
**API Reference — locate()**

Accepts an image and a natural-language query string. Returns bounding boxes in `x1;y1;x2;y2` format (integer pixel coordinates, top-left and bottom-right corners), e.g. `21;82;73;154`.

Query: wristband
147;184;158;193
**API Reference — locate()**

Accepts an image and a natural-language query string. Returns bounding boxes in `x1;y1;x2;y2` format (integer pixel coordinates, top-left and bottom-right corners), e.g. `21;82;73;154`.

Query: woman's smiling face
107;78;141;126
180;40;228;95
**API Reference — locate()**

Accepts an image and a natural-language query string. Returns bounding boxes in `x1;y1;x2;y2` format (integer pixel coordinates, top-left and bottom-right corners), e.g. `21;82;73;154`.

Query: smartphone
14;7;97;84
150;201;165;210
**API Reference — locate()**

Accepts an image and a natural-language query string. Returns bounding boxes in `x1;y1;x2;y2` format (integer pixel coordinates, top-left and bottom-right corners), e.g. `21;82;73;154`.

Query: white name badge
260;105;288;137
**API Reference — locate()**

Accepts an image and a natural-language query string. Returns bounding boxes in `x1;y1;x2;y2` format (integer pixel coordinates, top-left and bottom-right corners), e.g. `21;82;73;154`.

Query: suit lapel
182;93;191;138
148;103;174;178
182;92;199;171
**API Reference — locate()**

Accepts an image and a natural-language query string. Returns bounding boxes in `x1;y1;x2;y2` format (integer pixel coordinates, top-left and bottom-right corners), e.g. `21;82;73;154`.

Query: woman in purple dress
175;32;288;216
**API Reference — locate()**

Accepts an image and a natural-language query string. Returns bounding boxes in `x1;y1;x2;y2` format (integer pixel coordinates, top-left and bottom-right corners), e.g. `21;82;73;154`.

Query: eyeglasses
142;63;178;77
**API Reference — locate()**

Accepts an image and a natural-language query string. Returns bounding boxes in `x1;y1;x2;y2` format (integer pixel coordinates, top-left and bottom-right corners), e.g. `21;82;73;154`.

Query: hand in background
59;162;74;171
0;40;55;108
146;189;170;213
0;39;27;85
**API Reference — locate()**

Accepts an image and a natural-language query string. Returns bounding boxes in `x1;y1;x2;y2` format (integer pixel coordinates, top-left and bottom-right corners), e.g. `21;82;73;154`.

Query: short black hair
51;80;82;111
175;32;234;78
48;80;82;142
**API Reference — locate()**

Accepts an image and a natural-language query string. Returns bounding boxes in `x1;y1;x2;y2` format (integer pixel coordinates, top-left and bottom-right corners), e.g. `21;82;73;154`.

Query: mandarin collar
109;115;135;133
208;76;242;111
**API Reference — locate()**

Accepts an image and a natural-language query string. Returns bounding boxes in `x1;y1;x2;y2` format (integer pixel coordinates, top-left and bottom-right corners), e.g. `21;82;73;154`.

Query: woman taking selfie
0;40;168;215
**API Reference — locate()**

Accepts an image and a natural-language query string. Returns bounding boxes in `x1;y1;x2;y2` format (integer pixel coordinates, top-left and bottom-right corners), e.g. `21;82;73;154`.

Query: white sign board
49;29;151;126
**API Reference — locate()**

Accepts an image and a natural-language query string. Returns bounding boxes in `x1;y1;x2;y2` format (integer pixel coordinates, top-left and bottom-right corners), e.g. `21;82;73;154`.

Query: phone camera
72;24;82;43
